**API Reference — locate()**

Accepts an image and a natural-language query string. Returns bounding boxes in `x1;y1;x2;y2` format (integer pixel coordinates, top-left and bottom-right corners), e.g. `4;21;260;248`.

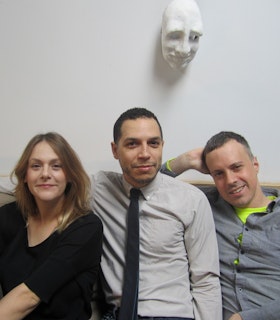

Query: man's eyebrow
229;161;243;168
211;169;223;174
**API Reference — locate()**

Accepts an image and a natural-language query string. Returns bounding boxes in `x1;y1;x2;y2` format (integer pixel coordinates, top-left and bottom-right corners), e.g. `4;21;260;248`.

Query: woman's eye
52;164;62;170
31;164;40;169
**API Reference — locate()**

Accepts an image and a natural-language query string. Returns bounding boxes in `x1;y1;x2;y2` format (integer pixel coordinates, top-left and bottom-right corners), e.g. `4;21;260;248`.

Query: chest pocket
140;217;185;255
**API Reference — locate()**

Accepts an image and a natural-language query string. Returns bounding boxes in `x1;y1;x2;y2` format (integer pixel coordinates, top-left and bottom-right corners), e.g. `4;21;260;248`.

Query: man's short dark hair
113;107;163;143
202;131;254;168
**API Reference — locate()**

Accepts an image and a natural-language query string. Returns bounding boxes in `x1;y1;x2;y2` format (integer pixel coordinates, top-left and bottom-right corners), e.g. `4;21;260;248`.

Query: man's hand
228;313;242;320
184;148;209;173
168;148;209;175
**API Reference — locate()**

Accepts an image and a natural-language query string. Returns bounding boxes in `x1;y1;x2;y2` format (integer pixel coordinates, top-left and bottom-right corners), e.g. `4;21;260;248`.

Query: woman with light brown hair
0;132;103;320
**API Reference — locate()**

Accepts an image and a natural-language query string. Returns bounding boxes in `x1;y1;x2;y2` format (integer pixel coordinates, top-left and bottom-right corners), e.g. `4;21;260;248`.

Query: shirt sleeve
24;213;103;303
184;192;222;320
160;162;178;178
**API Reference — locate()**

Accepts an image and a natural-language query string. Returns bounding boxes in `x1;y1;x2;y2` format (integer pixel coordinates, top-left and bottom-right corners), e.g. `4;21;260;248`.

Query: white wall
1;0;279;183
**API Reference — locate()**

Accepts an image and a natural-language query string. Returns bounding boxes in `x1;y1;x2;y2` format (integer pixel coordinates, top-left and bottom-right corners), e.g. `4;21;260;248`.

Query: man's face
161;0;203;70
111;118;164;188
206;140;261;208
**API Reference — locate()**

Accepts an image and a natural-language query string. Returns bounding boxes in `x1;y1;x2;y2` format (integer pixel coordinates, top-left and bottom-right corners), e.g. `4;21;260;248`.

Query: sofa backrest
0;192;15;207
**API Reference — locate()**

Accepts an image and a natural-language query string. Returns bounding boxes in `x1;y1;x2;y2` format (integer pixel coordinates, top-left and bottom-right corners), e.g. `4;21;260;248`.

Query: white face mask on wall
161;0;203;70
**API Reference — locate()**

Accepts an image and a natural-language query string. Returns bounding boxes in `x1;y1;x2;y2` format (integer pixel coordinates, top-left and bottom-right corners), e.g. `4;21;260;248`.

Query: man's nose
225;171;237;184
138;145;150;158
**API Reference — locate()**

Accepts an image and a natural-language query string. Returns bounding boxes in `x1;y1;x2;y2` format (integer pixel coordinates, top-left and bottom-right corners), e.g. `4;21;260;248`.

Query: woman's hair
11;132;92;231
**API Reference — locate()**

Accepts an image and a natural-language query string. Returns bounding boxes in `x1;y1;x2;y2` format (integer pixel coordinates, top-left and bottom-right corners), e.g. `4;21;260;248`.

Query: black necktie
118;188;141;320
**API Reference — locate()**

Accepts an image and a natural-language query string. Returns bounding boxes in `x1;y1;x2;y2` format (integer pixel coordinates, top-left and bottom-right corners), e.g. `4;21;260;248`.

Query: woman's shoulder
78;211;102;225
65;211;103;236
0;201;24;223
0;202;25;249
56;212;103;257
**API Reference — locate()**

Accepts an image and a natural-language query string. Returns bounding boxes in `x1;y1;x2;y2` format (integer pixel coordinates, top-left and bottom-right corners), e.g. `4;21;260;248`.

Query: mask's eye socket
167;31;184;41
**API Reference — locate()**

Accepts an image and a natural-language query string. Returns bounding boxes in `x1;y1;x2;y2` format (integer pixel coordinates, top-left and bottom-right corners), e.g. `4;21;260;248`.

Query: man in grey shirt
92;108;222;319
161;131;280;320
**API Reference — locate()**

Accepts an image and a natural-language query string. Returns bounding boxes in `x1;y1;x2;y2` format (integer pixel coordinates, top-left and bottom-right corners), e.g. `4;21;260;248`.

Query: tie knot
130;188;141;200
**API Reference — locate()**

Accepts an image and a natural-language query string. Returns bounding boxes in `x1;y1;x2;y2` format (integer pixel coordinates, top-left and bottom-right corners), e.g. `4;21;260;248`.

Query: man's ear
111;142;119;160
253;156;259;173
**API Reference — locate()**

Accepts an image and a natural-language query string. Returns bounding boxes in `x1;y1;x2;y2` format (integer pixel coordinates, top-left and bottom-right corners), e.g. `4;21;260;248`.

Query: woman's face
25;141;67;206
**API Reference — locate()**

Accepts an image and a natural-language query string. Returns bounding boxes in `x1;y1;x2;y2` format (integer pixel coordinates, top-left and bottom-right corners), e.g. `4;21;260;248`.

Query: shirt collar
121;173;162;200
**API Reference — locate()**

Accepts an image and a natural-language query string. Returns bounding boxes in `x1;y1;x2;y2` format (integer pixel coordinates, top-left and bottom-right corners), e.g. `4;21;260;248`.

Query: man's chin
133;175;156;188
226;196;248;208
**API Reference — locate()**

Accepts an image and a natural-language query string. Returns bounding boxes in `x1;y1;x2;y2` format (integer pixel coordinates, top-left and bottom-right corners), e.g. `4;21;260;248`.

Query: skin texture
25;141;67;208
228;313;242;320
206;140;270;208
111;117;164;188
0;283;40;320
25;141;68;247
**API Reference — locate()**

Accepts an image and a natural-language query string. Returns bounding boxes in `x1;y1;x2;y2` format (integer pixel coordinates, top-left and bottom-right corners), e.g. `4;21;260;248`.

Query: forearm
187;197;222;320
161;148;209;177
192;276;222;320
0;283;40;320
161;154;195;177
167;154;194;175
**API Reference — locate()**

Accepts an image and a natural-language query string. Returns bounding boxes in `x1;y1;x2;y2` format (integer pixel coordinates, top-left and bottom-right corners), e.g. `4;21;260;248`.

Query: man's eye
214;172;223;177
149;141;160;147
233;165;242;171
127;141;137;148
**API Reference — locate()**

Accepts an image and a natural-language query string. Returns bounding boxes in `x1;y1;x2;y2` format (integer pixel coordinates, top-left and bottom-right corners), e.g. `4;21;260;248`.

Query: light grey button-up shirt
91;171;222;320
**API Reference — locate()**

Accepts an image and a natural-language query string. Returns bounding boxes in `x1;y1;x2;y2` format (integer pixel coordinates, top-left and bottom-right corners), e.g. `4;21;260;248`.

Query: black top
0;201;103;320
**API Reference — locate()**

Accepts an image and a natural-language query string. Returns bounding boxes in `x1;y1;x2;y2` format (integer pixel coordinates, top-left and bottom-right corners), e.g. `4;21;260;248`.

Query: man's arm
161;148;209;177
0;283;40;320
184;192;222;320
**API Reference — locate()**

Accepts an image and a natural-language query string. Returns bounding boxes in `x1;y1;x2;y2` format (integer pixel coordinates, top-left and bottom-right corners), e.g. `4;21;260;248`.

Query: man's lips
134;164;155;171
228;185;246;195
